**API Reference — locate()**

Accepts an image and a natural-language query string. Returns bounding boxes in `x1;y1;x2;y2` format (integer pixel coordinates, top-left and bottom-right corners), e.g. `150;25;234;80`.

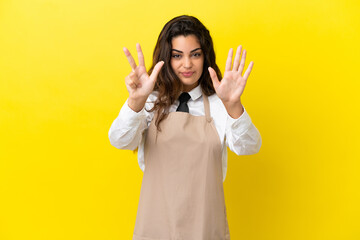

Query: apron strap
202;92;212;123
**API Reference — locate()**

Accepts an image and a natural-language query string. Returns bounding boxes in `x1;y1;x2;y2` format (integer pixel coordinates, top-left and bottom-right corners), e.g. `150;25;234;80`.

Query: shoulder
143;91;159;124
207;93;225;109
207;92;220;102
206;93;228;117
144;91;159;109
148;91;159;102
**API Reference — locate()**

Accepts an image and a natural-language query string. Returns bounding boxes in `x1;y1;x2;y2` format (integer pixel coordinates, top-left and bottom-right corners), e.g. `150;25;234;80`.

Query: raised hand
208;45;254;118
123;43;164;112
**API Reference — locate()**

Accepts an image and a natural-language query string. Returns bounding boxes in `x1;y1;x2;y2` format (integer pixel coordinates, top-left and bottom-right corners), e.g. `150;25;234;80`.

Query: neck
181;82;199;92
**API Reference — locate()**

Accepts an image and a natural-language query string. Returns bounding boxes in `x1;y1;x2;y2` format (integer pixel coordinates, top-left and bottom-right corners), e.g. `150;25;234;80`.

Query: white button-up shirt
108;85;262;182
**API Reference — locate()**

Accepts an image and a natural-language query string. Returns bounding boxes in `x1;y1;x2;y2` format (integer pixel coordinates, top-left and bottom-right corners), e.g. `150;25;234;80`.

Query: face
170;34;204;92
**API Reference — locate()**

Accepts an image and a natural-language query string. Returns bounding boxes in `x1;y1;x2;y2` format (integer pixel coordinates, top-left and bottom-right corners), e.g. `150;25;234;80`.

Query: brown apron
133;92;230;240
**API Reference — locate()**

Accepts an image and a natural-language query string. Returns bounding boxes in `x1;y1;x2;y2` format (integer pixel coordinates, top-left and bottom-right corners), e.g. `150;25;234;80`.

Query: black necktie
176;92;191;113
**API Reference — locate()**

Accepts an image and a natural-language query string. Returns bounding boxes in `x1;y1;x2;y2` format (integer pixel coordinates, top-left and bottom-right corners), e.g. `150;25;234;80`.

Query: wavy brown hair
147;15;222;131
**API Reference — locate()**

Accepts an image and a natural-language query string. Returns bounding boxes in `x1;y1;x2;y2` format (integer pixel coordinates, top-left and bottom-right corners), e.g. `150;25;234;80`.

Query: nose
183;56;192;69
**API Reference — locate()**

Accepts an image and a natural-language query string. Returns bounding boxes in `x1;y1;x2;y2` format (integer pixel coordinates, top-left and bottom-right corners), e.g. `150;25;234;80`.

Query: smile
181;72;194;77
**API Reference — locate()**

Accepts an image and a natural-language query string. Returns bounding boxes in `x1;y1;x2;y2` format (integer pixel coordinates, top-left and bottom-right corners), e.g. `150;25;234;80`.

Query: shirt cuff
226;106;252;134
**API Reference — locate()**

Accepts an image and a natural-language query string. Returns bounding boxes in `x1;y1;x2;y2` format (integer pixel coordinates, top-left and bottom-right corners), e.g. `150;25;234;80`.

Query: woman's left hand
208;45;254;118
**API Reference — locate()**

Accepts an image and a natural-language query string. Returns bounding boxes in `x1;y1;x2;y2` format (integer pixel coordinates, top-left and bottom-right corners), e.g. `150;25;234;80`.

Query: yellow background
1;0;359;239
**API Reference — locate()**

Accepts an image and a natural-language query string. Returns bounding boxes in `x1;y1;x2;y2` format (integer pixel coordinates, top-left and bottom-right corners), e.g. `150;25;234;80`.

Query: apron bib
133;92;230;240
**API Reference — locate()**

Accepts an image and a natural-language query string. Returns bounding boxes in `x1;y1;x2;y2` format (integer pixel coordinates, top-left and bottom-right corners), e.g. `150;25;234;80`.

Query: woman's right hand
123;43;164;112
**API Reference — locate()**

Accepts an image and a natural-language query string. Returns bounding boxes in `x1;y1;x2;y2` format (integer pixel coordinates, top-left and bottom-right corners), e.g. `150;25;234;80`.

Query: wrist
128;97;147;113
222;100;244;119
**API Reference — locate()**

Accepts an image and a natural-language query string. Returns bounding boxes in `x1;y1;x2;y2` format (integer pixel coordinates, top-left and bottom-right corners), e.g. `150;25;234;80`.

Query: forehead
171;34;201;52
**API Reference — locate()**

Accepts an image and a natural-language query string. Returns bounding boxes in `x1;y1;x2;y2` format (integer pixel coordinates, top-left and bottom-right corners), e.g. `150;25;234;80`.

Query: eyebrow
171;48;202;53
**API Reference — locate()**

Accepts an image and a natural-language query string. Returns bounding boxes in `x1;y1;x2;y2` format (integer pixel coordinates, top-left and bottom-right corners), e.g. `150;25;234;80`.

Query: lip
181;71;194;77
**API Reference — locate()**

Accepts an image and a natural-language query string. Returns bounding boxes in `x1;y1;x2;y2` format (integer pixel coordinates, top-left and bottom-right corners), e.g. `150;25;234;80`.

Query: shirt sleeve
108;98;149;151
225;106;262;155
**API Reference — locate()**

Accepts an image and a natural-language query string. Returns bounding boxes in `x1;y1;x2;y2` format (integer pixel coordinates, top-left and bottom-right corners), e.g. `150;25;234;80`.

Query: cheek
197;58;204;71
198;56;204;66
170;60;177;72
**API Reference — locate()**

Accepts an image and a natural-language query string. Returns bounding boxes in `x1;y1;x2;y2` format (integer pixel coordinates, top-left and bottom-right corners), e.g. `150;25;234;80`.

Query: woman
109;15;261;240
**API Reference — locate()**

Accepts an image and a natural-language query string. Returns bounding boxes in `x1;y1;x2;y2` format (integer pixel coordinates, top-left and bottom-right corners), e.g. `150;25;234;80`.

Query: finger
232;45;242;71
129;71;141;87
238;49;247;75
125;76;138;89
136;43;145;67
149;61;164;82
129;80;137;89
123;47;137;71
208;67;220;90
225;48;233;72
242;61;254;83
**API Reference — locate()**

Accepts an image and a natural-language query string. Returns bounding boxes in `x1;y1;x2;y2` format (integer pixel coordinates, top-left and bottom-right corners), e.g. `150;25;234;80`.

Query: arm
108;43;162;150
225;106;262;155
108;99;148;150
209;45;261;154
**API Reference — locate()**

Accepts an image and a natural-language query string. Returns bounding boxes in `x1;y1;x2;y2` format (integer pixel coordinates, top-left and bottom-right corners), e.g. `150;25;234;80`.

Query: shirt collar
187;84;203;101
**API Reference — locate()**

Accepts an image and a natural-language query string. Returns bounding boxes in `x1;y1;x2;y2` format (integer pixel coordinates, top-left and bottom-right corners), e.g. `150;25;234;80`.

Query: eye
192;52;202;57
172;54;181;59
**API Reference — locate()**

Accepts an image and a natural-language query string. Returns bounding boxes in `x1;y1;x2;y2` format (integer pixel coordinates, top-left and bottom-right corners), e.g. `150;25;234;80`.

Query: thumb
208;67;220;90
149;61;164;82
